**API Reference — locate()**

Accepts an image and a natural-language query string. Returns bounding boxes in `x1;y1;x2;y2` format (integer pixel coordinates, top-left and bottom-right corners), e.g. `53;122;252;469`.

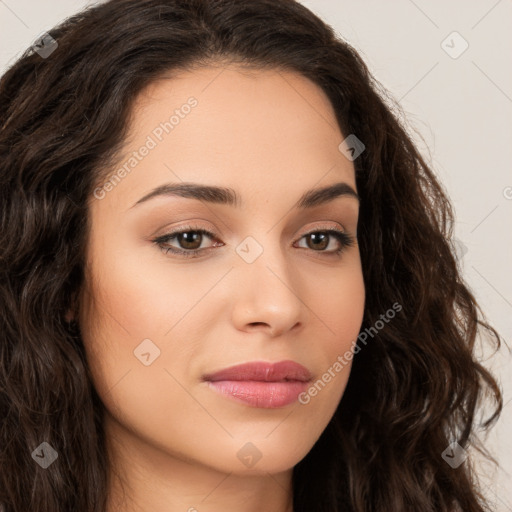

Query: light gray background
1;0;511;509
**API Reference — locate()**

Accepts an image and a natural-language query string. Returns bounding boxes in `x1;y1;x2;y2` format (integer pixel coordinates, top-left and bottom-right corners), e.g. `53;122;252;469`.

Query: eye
295;229;355;256
152;225;356;259
152;225;221;258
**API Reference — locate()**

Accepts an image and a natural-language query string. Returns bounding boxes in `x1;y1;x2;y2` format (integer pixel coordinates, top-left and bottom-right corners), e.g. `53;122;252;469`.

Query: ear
64;290;79;323
64;308;75;323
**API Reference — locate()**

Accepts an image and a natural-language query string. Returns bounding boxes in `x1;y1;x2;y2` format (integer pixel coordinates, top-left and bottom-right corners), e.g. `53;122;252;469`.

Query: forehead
97;64;356;210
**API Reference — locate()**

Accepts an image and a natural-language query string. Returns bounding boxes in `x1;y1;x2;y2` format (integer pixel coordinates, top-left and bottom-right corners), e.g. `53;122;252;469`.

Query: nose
230;242;305;337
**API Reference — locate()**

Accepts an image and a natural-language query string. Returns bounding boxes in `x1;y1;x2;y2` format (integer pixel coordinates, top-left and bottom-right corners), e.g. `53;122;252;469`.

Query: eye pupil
307;232;328;250
178;232;202;250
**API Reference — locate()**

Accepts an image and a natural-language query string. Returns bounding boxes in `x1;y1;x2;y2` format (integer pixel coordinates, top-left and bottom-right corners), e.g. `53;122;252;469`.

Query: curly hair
0;0;503;510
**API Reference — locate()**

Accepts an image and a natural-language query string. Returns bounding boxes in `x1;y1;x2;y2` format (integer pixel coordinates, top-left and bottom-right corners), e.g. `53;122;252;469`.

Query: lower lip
206;380;309;408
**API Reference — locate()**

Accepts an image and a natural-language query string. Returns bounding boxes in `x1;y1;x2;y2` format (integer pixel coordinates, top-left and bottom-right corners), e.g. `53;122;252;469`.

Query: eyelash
152;224;356;259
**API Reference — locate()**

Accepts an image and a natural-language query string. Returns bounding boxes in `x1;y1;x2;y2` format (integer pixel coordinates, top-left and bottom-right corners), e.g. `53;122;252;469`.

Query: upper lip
203;360;312;383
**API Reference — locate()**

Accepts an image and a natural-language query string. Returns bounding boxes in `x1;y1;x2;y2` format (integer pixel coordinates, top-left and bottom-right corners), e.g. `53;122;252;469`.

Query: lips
202;360;312;383
203;360;312;408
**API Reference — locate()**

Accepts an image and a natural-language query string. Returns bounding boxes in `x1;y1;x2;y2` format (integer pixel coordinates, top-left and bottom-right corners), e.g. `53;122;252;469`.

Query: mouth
202;360;312;408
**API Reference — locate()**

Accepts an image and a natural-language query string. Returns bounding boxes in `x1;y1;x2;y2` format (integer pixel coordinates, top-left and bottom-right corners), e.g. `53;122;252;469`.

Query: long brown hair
0;1;503;510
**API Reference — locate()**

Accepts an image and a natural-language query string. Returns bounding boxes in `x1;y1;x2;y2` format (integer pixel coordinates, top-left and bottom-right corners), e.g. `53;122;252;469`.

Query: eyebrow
130;181;359;210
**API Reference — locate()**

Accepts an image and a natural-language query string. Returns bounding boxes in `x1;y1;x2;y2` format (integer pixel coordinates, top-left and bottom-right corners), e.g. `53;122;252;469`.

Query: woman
0;0;503;511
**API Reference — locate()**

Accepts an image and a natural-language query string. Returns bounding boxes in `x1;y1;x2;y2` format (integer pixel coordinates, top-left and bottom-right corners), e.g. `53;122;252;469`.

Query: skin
77;63;365;512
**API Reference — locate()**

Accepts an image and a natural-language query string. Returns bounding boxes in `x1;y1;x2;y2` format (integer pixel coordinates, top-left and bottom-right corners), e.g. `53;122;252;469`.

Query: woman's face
79;64;365;477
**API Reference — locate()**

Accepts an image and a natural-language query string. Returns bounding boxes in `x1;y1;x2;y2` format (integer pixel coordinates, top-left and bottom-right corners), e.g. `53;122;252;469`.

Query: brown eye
305;232;330;250
153;227;220;258
296;229;355;254
175;231;204;250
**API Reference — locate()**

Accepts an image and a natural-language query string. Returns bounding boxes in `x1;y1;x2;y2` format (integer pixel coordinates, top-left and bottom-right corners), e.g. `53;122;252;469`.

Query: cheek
78;271;200;446
81;233;203;341
77;238;215;418
315;260;365;354
292;259;365;424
